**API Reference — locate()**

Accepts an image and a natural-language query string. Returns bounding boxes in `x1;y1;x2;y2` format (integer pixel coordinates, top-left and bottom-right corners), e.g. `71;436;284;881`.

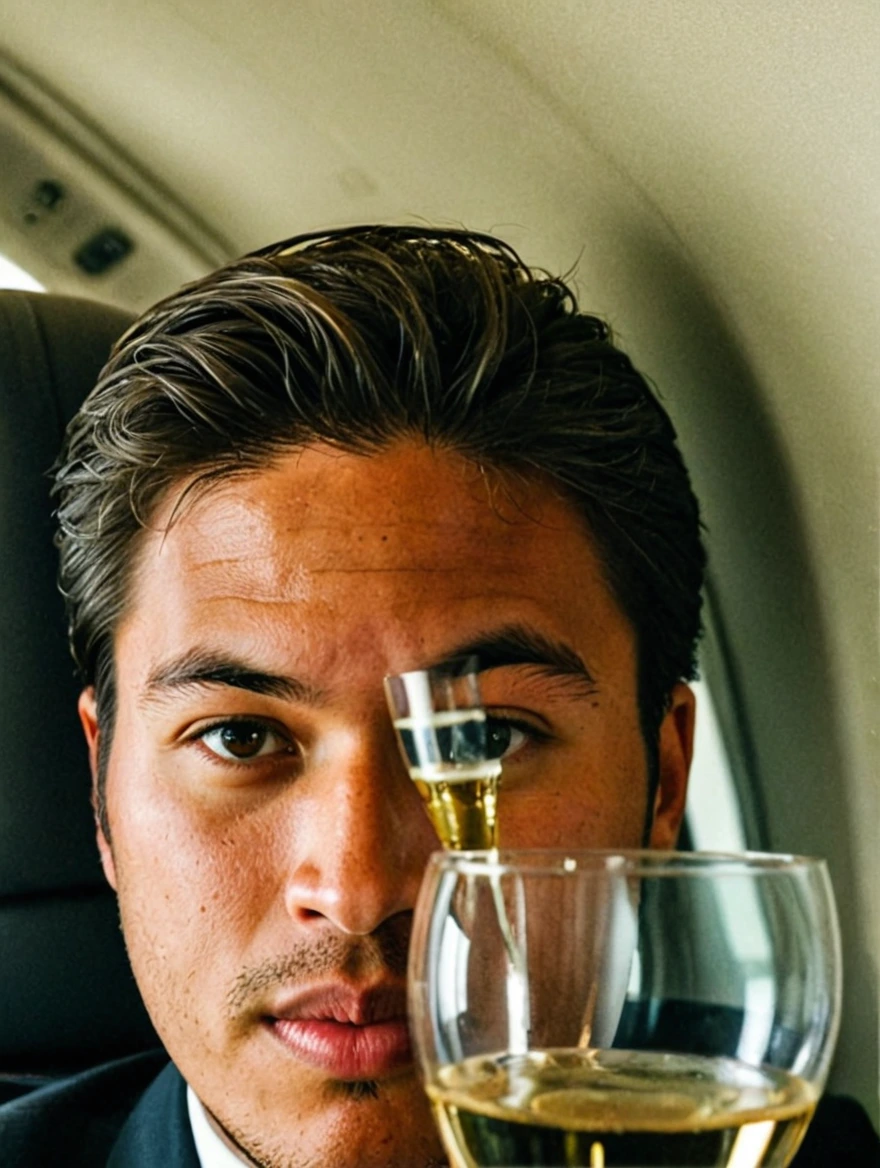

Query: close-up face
79;439;693;1168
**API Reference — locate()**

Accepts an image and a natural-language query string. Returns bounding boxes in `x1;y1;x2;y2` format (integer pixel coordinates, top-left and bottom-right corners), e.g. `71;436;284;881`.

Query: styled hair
54;225;705;830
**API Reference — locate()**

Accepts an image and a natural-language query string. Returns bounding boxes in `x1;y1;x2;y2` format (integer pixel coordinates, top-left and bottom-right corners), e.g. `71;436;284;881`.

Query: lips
264;982;412;1080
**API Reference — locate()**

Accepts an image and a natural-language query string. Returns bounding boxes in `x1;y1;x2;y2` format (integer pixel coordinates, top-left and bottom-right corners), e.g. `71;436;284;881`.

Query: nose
283;723;438;935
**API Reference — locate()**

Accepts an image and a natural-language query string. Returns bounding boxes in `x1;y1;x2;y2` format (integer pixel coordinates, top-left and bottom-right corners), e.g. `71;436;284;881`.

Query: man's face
80;440;693;1168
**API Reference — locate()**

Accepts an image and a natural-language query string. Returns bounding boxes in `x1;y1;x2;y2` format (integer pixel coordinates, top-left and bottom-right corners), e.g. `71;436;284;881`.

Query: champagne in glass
385;657;501;850
409;849;841;1168
430;1048;816;1167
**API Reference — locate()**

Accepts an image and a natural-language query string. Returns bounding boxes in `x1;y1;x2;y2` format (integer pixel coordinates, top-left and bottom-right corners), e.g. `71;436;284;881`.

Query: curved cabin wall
0;0;876;1119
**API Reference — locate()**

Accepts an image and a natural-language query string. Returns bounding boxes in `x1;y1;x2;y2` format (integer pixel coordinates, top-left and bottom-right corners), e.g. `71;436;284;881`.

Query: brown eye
200;721;290;762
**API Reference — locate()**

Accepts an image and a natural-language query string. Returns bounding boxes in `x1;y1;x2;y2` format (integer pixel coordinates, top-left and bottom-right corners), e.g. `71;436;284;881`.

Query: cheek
499;786;646;850
114;799;275;942
498;714;649;849
106;774;282;1043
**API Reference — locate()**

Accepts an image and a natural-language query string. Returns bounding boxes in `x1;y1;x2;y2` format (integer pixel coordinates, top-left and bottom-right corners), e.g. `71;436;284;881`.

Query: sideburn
637;655;665;847
94;648;117;847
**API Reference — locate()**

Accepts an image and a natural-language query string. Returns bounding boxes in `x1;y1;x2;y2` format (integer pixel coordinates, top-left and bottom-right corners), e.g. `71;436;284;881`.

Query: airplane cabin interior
0;0;876;1143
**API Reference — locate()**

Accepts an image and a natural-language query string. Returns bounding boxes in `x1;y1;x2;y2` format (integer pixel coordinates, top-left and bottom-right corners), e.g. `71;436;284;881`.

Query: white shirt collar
186;1085;254;1167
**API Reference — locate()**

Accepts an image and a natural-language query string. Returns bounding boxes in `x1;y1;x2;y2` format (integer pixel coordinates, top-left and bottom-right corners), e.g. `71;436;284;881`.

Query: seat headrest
0;292;158;1073
0;292;132;894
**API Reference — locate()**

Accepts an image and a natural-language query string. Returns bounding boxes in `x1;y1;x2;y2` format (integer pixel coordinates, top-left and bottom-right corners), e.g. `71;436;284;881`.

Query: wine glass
385;656;501;850
409;849;842;1168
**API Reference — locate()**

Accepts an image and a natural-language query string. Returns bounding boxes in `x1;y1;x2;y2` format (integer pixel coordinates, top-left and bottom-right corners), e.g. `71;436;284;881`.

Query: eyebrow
140;648;322;708
140;627;595;708
431;624;598;696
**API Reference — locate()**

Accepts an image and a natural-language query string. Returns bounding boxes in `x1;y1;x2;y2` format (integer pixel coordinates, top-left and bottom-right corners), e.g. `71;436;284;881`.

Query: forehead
119;441;631;681
163;444;553;573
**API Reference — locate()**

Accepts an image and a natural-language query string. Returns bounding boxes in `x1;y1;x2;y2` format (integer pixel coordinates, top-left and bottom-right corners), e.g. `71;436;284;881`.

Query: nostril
295;906;328;923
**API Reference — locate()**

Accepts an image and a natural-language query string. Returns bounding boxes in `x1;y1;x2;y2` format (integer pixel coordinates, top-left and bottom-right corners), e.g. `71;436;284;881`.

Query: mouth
264;982;412;1080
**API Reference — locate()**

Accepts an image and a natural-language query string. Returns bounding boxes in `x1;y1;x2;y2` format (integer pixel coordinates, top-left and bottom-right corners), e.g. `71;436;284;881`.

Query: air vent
0;53;233;309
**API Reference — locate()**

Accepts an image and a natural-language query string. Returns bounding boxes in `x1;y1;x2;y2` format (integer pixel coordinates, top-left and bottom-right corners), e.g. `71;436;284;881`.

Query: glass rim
427;847;828;878
384;655;480;684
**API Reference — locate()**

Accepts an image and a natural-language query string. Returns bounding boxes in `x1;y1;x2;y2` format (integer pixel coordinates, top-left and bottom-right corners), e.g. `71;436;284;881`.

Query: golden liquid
394;711;501;849
428;1049;816;1168
412;770;500;850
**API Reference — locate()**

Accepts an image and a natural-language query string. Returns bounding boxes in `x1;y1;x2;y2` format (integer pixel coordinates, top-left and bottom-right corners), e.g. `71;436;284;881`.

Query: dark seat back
0;292;159;1092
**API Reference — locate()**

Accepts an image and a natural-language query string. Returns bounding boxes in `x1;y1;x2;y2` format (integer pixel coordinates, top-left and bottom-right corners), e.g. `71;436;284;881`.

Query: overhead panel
0;53;232;309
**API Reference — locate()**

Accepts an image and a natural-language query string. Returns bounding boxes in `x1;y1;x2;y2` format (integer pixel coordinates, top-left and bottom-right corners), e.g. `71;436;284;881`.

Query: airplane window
681;681;778;1065
0;253;44;292
686;674;749;853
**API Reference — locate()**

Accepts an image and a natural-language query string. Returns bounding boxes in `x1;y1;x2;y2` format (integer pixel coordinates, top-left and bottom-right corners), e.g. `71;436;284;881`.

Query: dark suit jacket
0;1051;877;1166
0;1051;197;1167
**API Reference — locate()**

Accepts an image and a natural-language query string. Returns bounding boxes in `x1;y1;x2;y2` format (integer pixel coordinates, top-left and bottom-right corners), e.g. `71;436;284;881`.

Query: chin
215;1069;448;1168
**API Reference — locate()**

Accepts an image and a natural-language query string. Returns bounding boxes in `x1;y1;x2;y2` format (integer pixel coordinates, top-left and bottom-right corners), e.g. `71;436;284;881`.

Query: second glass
409;849;842;1168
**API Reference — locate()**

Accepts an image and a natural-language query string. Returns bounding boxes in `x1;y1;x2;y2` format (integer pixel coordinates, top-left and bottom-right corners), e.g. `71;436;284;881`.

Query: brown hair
54;225;705;831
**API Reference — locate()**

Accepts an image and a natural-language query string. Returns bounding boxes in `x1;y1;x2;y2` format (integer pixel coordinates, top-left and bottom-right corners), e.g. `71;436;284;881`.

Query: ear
648;682;696;849
78;686;117;890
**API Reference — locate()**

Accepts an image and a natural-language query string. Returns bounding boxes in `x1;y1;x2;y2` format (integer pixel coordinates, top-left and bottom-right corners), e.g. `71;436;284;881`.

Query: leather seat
0;292;159;1099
